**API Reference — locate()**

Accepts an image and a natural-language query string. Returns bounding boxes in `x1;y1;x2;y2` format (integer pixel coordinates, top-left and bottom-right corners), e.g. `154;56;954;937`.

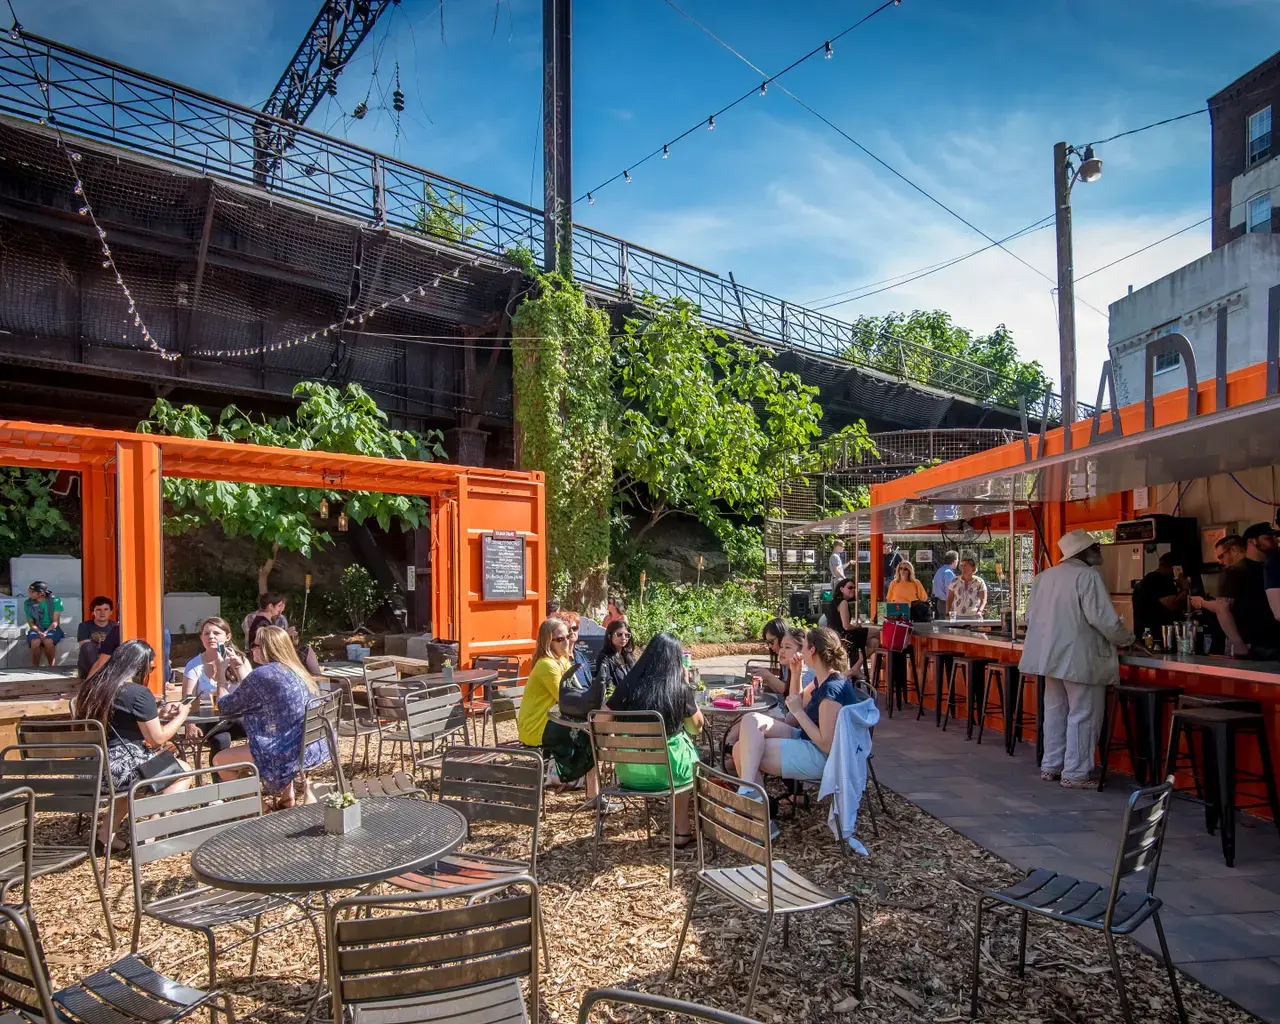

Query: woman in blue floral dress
214;625;328;807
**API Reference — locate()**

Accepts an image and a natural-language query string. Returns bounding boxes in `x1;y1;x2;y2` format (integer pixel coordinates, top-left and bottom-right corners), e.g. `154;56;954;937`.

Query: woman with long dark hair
601;631;704;847
75;639;194;852
593;619;636;697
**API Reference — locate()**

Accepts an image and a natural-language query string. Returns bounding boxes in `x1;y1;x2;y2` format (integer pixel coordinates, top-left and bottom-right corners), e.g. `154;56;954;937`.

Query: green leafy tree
0;469;80;565
139;382;446;594
846;310;1050;407
509;249;613;613
409;185;476;244
611;297;827;552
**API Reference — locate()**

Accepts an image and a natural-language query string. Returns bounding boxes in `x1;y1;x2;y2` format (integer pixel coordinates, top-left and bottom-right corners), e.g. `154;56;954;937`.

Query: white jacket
818;697;881;855
1018;557;1135;687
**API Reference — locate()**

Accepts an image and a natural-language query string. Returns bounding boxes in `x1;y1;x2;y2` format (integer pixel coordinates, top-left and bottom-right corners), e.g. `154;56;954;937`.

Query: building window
1154;321;1181;373
1248;106;1272;165
1248;192;1272;233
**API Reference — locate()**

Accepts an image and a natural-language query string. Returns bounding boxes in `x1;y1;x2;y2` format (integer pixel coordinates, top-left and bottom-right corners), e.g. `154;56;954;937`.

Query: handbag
558;662;603;721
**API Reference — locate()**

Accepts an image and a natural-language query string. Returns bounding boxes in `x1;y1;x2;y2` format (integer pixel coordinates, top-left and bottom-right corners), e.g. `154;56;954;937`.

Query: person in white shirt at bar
828;539;845;588
1019;529;1135;789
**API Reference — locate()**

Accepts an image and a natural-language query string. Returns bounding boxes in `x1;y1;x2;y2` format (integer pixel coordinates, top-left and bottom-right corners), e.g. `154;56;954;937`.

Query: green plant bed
626;580;772;646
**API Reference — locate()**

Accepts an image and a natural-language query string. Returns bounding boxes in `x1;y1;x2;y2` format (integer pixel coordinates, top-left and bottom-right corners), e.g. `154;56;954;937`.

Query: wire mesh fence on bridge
0;31;1087;423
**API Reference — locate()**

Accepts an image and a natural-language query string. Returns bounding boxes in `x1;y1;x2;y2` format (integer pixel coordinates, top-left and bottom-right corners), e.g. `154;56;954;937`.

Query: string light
192;250;516;359
662;144;669;158
623;170;631;183
707;115;715;131
759;82;767;96
825;40;833;58
587;192;594;205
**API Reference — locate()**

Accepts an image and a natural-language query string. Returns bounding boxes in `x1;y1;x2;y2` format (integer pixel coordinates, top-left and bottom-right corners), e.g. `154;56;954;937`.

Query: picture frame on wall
802;549;817;564
914;549;934;564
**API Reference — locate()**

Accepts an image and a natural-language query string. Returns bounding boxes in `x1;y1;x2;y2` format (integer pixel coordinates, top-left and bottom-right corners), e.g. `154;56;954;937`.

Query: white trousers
1040;676;1107;781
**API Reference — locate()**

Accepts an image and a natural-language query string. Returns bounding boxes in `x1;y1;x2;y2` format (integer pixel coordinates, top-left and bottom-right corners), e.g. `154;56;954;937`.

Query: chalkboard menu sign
481;532;527;602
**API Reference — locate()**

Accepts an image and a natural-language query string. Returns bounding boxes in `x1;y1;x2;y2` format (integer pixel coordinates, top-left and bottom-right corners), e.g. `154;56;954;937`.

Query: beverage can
1202;633;1213;655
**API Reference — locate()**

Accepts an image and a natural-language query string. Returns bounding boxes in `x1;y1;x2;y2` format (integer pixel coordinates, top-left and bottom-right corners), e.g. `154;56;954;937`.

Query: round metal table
190;797;468;894
699;689;783;768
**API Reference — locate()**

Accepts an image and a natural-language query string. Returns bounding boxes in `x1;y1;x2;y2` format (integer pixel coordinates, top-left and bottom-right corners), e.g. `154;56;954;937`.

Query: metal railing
0;31;1083;422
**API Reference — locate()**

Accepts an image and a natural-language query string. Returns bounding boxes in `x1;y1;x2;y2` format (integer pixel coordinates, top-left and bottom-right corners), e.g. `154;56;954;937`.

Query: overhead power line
1086;109;1207;147
655;0;1111;318
576;0;903;205
1074;217;1210;282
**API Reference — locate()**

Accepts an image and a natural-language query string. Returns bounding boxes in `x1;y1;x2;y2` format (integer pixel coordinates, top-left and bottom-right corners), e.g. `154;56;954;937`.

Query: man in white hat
1018;529;1135;789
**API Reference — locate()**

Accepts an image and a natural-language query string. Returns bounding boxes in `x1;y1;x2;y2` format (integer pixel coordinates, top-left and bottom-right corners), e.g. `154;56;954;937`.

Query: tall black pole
1053;140;1076;447
542;0;572;274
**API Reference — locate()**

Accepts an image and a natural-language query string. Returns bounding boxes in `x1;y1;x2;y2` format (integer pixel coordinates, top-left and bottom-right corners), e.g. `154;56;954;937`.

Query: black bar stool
868;647;920;717
973;663;1019;753
918;650;957;727
1167;693;1264;802
1098;682;1183;790
1008;671;1038;757
1164;706;1280;867
944;656;993;738
844;627;870;680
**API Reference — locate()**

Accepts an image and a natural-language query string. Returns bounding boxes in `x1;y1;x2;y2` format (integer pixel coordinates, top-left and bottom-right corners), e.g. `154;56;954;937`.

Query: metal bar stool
868;647;920;717
1168;694;1263;800
1098;683;1183;790
944;656;992;738
918;649;956;727
1163;706;1280;867
974;663;1019;752
1008;671;1039;757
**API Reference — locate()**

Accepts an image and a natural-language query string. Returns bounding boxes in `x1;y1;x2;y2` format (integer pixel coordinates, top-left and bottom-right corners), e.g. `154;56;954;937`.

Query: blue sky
16;0;1280;386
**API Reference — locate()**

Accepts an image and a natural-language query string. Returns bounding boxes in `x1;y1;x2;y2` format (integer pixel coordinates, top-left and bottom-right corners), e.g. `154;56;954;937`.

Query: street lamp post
1052;142;1103;449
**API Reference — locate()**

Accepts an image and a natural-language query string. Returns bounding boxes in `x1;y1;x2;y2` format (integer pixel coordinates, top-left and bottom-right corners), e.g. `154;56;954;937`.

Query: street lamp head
1077;145;1103;184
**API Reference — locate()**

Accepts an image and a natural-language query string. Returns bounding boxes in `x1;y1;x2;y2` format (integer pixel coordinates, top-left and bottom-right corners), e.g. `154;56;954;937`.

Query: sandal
94;835;129;857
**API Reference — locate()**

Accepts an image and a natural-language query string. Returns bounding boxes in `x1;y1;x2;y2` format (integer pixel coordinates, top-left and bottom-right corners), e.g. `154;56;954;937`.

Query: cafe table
191;797;469;1019
698;685;783;768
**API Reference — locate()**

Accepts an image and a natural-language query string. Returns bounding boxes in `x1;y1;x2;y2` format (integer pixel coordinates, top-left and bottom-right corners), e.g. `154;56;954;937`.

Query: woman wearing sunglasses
593;618;636;699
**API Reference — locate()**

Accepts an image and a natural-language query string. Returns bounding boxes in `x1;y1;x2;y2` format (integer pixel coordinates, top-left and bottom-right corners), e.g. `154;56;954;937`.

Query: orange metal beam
115;440;165;694
80;464;117;611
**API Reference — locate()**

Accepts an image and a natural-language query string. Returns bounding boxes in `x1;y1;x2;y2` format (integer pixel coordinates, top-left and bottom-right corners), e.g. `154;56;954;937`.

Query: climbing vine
508;248;613;612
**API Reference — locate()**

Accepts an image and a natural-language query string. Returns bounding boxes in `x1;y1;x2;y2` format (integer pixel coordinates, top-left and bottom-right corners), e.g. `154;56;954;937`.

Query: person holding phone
75;639;194;853
182;617;247;756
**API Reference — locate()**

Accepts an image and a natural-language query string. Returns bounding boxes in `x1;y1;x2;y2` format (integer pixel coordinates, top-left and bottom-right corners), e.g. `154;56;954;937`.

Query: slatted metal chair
127;765;322;988
304;715;425;803
478;679;528;748
587;710;693;888
579;988;764;1024
0;903;232;1024
370;680;462;773
383;746;549;966
327;877;541;1024
0;739;118;947
325;671;380;776
405;684;471;783
0;788;36;907
296;689;343;796
968;778;1186;1024
670;763;862;1016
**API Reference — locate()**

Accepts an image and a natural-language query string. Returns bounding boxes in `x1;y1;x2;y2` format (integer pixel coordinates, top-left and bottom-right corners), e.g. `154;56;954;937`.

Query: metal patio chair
15;717;122;853
370;680;468;777
479;678;528;748
0;788;35;907
324;670;380;776
588;710;693;887
0;903;232;1024
669;763;861;1016
0;738;118;946
579;988;764;1024
304;716;425;803
327;877;541;1024
296;689;343;796
968;778;1187;1024
383;746;549;966
128;765;322;988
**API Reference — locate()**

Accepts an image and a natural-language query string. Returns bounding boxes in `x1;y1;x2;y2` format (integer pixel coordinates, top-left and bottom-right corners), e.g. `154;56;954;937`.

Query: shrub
626;581;771;646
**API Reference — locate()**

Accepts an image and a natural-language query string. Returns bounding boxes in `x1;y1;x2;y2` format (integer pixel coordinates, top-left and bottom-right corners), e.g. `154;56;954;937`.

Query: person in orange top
886;560;928;605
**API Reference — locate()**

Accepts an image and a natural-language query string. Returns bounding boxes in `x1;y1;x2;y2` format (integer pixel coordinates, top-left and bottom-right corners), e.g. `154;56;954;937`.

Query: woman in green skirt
601;632;704;847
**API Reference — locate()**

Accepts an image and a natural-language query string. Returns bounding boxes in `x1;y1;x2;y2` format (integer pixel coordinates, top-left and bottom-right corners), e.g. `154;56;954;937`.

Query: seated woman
74;639;194;853
732;626;863;797
182;616;248;757
516;618;612;810
598;632;704;848
886;560;928;606
724;626;813;750
825;579;871;678
212;625;328;808
593;618;636;699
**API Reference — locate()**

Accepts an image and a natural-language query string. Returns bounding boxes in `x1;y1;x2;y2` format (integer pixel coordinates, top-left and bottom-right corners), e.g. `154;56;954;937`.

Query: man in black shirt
1194;535;1280;657
1133;553;1184;637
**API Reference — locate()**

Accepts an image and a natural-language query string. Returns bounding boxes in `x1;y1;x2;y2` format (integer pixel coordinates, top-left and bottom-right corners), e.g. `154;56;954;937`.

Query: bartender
1191;534;1280;659
1133;552;1187;638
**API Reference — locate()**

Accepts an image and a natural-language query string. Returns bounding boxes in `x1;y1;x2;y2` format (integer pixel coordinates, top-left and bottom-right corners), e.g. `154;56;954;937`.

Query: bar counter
903;623;1280;817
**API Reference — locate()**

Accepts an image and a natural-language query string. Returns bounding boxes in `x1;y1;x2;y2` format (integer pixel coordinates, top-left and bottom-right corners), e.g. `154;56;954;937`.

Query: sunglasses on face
551;634;569;643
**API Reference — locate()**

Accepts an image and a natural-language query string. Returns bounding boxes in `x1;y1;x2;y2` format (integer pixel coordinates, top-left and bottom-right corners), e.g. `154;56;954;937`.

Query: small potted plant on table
321;789;362;834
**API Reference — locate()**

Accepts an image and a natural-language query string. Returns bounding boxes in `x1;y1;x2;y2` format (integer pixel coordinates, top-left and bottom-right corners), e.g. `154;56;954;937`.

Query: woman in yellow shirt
886;560;928;605
516;617;610;810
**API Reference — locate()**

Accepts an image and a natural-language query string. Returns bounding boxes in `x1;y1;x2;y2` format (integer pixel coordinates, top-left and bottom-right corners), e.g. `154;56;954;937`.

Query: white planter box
324;800;362;835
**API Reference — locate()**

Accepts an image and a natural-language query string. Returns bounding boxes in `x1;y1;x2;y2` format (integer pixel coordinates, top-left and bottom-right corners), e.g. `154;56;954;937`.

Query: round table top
190;798;468;894
700;690;783;715
403;669;498;687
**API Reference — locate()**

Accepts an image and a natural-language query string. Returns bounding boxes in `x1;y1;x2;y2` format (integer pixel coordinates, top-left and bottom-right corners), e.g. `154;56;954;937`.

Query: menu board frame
481;531;527;602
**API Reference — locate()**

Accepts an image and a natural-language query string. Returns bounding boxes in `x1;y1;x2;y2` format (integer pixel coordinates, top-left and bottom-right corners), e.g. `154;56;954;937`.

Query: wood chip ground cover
19;726;1256;1024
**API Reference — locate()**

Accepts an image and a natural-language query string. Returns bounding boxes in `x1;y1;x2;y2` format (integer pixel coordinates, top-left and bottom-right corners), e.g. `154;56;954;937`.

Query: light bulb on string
707;115;715;131
825;40;833;58
759;82;768;96
662;144;669;159
623;169;631;183
587;192;595;205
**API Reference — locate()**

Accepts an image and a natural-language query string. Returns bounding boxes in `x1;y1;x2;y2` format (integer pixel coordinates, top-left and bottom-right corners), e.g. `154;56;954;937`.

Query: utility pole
1053;140;1076;448
542;0;572;273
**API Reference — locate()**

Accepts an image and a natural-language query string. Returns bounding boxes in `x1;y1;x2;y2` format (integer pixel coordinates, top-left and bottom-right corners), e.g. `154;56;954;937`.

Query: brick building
1210;49;1280;248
